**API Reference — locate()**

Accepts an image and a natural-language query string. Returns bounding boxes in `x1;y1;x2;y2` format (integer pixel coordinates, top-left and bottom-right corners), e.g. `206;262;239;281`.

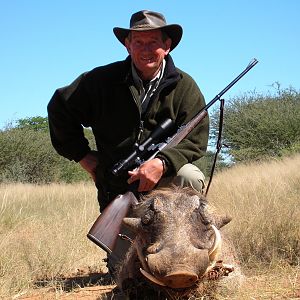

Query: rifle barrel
206;58;259;110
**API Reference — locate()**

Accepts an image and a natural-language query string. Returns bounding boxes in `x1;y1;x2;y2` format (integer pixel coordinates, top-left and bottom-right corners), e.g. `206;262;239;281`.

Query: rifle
87;58;259;254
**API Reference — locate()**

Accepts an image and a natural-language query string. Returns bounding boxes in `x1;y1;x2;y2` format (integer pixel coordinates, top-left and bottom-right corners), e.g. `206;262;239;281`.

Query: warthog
115;186;241;299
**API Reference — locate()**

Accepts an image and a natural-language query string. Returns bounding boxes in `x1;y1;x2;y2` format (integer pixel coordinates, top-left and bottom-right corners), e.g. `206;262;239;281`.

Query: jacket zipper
136;120;144;146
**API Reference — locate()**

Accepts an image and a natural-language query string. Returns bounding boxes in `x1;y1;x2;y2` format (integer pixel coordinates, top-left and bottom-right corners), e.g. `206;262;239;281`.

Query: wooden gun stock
87;191;138;254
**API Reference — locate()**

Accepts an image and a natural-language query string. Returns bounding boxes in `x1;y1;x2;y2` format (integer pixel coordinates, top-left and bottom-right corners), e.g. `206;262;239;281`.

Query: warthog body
116;187;241;299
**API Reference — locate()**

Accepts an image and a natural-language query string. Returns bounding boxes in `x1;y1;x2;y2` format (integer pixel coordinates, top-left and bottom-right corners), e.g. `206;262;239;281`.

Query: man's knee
173;163;205;193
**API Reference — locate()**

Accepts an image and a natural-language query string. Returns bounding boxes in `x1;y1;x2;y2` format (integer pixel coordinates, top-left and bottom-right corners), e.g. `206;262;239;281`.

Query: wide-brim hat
113;10;183;51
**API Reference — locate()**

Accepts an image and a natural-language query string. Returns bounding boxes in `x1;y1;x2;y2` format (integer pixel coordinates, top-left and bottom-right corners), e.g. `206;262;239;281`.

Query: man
47;9;209;278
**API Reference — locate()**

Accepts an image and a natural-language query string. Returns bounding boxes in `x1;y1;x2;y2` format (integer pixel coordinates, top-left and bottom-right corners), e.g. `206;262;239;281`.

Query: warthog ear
123;217;142;232
214;214;232;229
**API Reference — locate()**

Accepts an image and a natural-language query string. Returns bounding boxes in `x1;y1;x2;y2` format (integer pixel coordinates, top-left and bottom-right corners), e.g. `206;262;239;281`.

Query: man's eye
150;40;158;46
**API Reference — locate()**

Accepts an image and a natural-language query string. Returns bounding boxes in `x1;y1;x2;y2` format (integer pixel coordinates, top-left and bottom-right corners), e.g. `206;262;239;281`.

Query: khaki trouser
107;163;205;279
157;163;205;192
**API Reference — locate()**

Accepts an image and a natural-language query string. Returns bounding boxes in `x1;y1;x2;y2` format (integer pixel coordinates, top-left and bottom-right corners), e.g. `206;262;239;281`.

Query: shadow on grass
34;271;114;292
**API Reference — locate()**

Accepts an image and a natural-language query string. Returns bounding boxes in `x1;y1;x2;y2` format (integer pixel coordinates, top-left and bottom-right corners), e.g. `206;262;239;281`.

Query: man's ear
125;38;131;54
164;38;172;55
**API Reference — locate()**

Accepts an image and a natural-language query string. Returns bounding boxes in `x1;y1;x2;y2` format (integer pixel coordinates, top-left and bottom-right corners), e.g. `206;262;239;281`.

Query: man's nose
142;43;151;51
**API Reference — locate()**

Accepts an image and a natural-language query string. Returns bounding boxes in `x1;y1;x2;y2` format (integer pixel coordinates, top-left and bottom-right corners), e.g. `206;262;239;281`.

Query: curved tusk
140;268;166;287
134;238;151;274
208;224;222;263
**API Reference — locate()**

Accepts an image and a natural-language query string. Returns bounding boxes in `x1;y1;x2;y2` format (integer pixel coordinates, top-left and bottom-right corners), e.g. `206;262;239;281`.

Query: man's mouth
141;57;154;63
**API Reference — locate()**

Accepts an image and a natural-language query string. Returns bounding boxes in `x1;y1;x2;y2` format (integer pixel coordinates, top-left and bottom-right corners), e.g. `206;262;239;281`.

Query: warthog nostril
164;271;198;289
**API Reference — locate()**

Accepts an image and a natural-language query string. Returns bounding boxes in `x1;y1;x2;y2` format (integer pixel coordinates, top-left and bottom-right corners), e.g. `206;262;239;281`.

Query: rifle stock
87;191;138;253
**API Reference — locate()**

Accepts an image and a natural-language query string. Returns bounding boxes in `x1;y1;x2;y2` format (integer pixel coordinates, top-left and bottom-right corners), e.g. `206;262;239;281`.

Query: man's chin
135;63;160;79
140;62;156;68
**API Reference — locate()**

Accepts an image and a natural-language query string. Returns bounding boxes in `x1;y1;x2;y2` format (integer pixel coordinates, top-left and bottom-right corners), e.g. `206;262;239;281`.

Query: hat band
131;24;163;30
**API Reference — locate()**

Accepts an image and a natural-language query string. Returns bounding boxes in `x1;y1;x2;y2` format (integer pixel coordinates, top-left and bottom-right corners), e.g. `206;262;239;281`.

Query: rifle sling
205;98;225;197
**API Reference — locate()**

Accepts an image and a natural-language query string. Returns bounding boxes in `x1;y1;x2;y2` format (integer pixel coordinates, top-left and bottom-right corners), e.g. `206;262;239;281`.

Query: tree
210;86;300;162
15;116;49;131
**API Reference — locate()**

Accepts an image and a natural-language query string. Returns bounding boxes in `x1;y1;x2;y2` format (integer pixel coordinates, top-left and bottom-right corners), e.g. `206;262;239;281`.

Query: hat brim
113;24;183;51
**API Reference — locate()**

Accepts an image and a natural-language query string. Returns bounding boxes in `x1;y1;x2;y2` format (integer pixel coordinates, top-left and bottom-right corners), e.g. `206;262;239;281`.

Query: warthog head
122;187;232;289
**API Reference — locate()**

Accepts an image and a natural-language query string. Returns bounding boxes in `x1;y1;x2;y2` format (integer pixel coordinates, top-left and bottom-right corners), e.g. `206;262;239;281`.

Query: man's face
125;30;171;80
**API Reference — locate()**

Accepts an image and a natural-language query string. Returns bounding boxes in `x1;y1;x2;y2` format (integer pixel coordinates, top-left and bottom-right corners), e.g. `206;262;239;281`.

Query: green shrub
210;86;300;162
0;123;93;183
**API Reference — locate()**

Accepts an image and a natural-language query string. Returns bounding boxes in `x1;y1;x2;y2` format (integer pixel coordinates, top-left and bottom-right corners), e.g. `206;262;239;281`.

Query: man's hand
127;158;164;192
79;151;98;182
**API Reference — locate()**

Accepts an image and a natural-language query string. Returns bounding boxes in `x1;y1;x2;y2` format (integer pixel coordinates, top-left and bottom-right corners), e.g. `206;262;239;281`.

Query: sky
0;0;299;129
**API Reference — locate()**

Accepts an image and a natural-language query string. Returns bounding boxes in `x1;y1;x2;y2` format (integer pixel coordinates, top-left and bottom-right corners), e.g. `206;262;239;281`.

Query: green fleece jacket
47;55;209;199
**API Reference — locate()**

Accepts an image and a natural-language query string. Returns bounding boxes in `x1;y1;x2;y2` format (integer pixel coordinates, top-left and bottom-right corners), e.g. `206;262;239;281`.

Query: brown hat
113;10;183;51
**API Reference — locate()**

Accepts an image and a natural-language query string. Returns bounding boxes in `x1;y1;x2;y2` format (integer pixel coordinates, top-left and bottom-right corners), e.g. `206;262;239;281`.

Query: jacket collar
123;55;180;87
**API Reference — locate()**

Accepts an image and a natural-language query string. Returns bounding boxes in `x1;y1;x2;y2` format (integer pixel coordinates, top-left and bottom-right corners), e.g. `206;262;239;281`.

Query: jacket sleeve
47;73;93;162
159;73;209;174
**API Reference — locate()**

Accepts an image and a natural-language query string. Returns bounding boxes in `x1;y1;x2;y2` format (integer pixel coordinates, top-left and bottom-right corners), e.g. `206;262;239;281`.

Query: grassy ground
232;265;300;299
0;182;107;298
0;155;299;299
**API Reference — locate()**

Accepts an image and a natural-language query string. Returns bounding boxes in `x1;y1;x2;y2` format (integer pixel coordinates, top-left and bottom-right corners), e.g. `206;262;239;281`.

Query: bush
0;127;54;183
0;123;92;183
210;86;300;162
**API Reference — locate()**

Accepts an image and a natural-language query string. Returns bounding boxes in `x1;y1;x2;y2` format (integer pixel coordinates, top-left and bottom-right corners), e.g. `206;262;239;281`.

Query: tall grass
0;155;299;298
0;182;106;298
208;154;300;267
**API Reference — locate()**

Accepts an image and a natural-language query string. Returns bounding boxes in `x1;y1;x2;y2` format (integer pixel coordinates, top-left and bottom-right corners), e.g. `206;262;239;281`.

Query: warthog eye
197;205;211;226
141;210;154;225
146;242;162;254
191;208;211;226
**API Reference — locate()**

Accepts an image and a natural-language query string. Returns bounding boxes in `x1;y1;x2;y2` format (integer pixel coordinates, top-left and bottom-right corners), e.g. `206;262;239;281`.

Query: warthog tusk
140;268;167;287
134;238;151;274
135;238;167;287
208;224;222;263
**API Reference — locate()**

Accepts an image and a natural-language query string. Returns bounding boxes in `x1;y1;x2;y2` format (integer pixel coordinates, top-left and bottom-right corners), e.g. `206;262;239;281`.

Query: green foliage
1;126;55;183
0;118;94;183
210;86;300;162
15;116;49;131
194;150;229;179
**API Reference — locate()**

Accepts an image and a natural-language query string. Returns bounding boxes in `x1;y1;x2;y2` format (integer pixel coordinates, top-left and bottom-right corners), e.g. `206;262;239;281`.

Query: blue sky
1;0;299;128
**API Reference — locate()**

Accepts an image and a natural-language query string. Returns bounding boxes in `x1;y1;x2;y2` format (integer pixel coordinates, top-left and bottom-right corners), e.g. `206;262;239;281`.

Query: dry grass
208;154;300;267
227;265;300;299
0;182;107;298
0;154;300;299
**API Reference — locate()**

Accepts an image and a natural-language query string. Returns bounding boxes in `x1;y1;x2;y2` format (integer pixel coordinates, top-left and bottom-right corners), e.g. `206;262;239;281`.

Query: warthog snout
163;270;198;288
145;246;210;288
